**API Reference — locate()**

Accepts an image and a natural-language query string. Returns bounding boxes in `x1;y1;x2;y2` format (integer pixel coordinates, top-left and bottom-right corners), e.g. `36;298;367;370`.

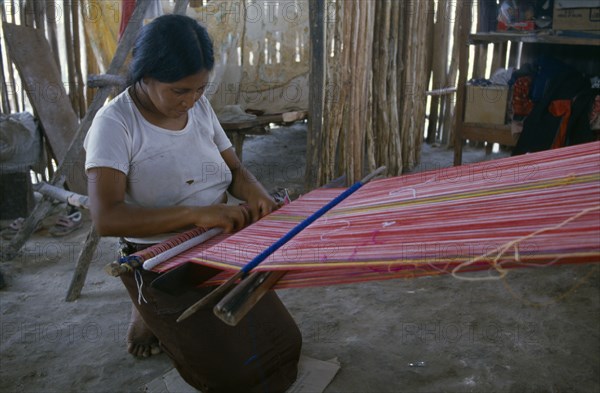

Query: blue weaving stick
177;166;386;322
240;181;362;274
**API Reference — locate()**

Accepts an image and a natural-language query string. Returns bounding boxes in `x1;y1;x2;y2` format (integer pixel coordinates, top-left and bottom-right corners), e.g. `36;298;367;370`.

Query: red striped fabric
133;227;212;261
148;141;600;288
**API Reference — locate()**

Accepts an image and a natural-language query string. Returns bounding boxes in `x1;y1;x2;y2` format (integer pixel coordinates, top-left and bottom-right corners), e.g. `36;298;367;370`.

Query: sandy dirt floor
1;123;599;392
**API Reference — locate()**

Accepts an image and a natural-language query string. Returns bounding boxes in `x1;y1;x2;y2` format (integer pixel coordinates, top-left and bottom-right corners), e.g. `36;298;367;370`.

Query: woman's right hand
194;204;251;233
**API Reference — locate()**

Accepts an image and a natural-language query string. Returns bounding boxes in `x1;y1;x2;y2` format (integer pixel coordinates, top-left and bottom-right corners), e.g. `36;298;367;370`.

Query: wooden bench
454;122;518;165
220;111;307;161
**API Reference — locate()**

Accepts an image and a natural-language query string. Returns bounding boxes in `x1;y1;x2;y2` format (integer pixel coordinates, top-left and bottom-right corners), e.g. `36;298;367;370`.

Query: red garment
549;99;572;149
119;0;136;40
512;76;534;117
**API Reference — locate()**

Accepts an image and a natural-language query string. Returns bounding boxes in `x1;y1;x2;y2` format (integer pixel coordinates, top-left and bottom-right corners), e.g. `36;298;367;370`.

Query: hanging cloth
119;0;164;40
549;99;572;149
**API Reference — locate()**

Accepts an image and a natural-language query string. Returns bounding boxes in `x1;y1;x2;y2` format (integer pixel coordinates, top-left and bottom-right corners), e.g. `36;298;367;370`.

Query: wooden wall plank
3;22;86;194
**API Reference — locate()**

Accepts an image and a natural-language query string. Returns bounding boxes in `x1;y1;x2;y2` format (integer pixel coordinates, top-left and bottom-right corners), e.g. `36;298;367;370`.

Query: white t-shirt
84;90;233;242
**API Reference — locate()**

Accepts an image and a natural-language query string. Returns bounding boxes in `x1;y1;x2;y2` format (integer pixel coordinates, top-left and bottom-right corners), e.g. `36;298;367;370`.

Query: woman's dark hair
128;14;214;84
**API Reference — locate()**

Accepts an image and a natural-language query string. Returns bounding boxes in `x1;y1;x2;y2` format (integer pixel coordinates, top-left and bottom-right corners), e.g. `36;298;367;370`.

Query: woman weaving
84;14;301;392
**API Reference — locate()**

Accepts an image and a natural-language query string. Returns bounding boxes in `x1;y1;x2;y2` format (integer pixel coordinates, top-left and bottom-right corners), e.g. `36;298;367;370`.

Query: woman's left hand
247;191;279;223
222;147;281;223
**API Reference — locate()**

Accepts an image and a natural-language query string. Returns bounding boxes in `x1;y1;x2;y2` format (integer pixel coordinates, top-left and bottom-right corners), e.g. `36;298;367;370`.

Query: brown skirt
121;267;302;392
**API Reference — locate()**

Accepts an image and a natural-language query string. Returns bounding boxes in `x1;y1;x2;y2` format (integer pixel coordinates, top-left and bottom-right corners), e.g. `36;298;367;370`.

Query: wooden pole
398;0;412;174
323;0;346;184
305;0;325;189
347;1;359;183
0;40;10;113
412;0;434;167
427;0;449;144
491;41;507;76
453;0;473;165
320;0;335;183
369;1;383;172
86;74;127;88
65;227;100;301
372;1;390;174
395;1;407;173
83;14;98;108
388;0;402;174
72;0;86;117
438;3;453;146
473;1;488;80
32;0;45;32
423;0;435;145
45;0;61;76
173;0;190;15
0;2;11;114
64;0;78;115
33;182;89;208
21;0;33;27
411;0;423;163
1;3;20;112
19;0;27;113
363;1;375;177
441;0;464;147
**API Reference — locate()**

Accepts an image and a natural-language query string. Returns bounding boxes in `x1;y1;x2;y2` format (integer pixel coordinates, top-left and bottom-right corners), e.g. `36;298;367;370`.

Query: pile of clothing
508;56;600;154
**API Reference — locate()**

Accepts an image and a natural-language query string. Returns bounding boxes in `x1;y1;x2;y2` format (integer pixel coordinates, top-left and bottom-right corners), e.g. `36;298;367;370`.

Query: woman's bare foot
127;305;162;358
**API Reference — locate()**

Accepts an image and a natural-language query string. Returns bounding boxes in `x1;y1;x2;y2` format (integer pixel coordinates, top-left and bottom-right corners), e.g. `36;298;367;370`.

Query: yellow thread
331;173;597;216
451;204;600;281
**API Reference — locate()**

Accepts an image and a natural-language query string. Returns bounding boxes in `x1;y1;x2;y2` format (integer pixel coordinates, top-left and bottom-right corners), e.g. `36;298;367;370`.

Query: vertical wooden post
305;0;325;189
72;0;86;117
64;0;78;114
1;3;19;112
45;0;61;75
0;40;10;113
173;0;190;15
65;227;100;301
441;0;463;147
427;0;448;144
453;1;473;165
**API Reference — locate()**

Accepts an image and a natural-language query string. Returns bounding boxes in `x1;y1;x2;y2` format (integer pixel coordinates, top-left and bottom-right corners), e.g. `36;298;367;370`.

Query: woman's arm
221;148;278;222
87;166;249;237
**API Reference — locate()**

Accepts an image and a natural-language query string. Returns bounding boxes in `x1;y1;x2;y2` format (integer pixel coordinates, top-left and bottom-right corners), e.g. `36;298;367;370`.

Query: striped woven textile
148;142;600;288
132;227;211;262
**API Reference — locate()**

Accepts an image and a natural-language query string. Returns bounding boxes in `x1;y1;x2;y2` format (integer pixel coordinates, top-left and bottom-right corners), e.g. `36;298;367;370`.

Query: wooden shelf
470;32;600;46
461;123;516;146
453;24;599;166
